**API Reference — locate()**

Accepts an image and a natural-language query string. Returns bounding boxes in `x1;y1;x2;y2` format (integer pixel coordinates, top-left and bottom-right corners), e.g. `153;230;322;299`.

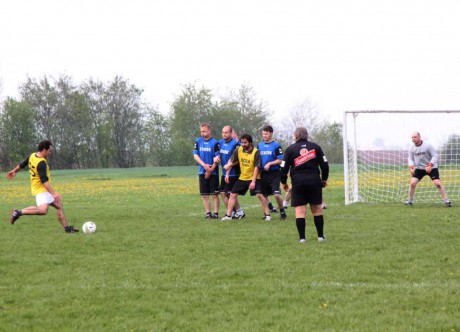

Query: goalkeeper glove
409;166;415;175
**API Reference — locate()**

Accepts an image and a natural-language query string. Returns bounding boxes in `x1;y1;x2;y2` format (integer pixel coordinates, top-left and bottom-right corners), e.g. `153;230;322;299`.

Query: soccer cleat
212;213;219;219
405;200;413;206
10;209;21;225
445;201;452;207
318;237;327;242
283;201;289;209
321;203;327;209
270;208;278;213
280;211;287;220
221;215;232;221
64;226;79;233
262;215;272;221
233;212;245;220
299;238;306;243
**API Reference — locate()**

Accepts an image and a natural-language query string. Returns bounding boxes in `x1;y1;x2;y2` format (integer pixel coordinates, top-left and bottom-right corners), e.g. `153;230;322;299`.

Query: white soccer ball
82;221;97;234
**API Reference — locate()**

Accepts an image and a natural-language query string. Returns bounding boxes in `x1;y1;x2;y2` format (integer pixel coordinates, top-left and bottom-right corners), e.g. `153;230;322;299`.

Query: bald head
411;132;422;146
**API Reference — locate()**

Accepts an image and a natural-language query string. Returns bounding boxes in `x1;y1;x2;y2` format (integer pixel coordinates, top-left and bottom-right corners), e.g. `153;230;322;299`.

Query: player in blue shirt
257;125;287;219
193;123;220;219
217;126;245;219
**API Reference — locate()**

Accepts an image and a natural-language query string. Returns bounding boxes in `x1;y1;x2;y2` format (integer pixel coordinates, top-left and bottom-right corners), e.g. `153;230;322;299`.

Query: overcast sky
1;0;460;123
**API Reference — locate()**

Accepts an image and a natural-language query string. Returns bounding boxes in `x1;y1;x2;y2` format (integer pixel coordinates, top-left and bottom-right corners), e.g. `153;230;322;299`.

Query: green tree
144;106;171;166
312;121;343;163
0;98;38;170
170;84;217;165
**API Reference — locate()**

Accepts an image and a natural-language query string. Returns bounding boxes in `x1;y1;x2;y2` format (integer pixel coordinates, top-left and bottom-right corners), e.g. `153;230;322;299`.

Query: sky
1;0;460;124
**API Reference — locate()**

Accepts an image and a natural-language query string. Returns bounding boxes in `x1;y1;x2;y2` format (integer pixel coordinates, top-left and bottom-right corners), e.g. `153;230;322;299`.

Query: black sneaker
205;213;212;220
270;208;278;213
445;201;452;207
65;226;79;233
212;213;219;219
10;209;21;225
280;211;287;220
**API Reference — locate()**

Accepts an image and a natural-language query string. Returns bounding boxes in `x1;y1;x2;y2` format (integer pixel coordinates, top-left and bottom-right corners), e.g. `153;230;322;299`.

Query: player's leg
308;184;326;241
283;188;291;209
432;179;452;206
199;175;213;218
406;177;420;205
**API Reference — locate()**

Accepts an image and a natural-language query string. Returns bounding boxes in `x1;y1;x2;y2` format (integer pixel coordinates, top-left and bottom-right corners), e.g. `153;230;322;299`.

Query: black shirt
280;139;329;185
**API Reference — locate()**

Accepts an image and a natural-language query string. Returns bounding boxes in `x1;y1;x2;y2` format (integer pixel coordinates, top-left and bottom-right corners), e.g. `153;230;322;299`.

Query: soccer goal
343;110;460;205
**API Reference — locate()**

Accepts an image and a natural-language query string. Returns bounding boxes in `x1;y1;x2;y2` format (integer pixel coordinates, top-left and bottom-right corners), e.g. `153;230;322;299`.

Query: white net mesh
343;111;460;204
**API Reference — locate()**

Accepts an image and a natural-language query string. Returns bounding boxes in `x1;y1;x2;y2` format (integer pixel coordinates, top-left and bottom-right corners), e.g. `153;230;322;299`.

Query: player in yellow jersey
220;133;271;221
6;140;78;232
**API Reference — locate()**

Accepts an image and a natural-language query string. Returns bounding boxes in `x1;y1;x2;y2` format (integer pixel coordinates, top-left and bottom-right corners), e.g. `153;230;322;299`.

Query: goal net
343;110;460;205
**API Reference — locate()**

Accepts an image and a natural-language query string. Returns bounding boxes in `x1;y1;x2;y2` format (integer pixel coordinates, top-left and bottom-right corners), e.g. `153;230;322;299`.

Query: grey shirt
408;141;438;169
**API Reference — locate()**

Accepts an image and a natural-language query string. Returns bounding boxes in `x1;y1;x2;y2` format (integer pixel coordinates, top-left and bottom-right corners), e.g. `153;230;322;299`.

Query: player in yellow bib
6;140;78;233
221;133;271;221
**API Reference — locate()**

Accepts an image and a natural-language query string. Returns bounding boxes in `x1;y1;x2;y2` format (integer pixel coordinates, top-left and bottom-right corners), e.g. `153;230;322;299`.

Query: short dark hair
38;140;53;151
240;133;253;144
262;125;273;133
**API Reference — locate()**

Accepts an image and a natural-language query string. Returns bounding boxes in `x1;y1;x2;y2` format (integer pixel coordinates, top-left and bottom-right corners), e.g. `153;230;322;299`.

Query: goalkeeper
406;131;452;207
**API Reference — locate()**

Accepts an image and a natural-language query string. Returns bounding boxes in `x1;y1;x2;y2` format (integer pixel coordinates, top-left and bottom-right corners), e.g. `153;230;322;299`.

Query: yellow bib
28;153;50;196
237;146;260;181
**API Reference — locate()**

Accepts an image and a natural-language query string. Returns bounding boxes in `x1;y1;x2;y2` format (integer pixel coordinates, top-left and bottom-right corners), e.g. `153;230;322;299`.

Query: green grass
0;165;458;331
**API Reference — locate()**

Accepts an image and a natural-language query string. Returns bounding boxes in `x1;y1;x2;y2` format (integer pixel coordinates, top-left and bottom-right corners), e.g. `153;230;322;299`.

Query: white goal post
343;110;460;205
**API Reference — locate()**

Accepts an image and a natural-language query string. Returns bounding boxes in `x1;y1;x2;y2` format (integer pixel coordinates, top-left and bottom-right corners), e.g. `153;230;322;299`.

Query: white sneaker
321;203;327;209
299;238;306;243
221;215;232;221
262;215;272;221
283;201;289;209
318;237;327;242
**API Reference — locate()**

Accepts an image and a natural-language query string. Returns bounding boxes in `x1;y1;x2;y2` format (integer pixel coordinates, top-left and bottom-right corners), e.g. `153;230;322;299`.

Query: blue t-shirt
193;137;220;175
219;138;240;177
257;140;283;171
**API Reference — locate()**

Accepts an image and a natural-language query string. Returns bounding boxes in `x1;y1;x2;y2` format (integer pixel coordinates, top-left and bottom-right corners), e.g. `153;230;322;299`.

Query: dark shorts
261;170;281;197
219;175;238;194
199;174;219;195
231;179;262;196
291;183;322;206
413;168;440;181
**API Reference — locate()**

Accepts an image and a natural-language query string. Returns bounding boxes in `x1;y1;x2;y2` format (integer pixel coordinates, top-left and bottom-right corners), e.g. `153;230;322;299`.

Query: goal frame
343;110;460;205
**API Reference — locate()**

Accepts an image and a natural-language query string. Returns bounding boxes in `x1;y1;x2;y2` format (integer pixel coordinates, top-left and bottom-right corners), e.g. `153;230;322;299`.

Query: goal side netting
343;110;460;205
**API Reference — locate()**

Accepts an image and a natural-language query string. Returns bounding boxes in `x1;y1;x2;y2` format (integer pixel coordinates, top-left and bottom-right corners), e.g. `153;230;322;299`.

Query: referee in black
280;127;329;243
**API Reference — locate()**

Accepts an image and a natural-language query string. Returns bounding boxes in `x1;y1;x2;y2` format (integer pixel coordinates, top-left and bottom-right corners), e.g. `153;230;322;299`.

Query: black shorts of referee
291;182;323;206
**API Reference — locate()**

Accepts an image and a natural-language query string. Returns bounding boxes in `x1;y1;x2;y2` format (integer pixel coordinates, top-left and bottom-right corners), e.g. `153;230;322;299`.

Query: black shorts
199;174;219;195
291;183;322;206
219;176;238;194
261;170;281;197
231;179;262;196
413;168;440;181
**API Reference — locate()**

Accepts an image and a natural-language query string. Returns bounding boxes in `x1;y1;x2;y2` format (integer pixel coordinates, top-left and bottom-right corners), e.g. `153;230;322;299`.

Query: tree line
0;75;343;171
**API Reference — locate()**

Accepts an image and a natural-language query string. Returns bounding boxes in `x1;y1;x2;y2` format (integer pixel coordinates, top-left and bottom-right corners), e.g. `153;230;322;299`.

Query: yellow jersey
236;146;261;181
28;153;50;196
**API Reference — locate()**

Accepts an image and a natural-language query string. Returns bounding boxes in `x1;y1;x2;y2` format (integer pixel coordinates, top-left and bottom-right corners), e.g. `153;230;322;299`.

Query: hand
283;183;290;192
425;163;433;174
6;170;16;180
322;180;327;188
249;180;256;190
409;166;415;175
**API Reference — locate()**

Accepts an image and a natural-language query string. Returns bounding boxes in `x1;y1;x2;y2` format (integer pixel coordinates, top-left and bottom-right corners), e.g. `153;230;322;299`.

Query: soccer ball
82;221;97;234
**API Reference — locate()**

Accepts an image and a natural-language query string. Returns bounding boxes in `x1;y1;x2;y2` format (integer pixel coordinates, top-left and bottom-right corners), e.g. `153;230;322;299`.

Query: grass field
0;165;458;331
